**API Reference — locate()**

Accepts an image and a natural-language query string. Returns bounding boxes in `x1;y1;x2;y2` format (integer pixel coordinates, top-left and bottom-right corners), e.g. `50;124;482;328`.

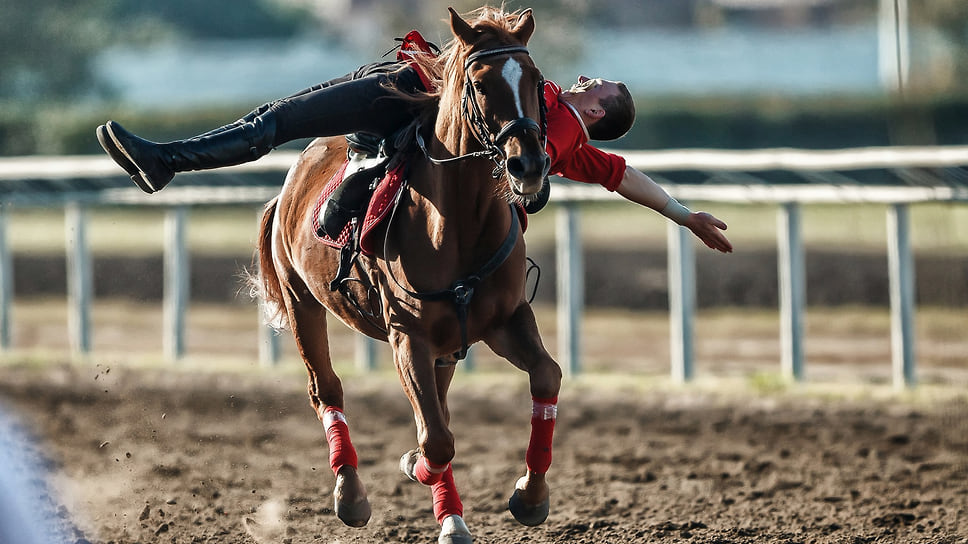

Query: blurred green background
2;0;967;156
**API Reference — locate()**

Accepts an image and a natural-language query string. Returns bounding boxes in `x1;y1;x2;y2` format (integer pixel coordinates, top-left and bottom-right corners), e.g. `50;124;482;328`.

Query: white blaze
501;58;525;118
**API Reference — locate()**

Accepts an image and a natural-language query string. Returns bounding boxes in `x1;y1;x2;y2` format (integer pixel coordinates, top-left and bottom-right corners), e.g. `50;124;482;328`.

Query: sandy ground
0;296;965;544
0;360;966;544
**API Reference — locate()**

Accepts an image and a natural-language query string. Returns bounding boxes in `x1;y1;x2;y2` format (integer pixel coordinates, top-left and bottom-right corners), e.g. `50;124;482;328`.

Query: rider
97;58;733;253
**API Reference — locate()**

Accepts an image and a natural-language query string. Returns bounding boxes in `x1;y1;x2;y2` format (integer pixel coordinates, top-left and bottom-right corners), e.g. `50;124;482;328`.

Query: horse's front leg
484;302;562;526
391;332;455;467
432;359;473;543
391;332;471;543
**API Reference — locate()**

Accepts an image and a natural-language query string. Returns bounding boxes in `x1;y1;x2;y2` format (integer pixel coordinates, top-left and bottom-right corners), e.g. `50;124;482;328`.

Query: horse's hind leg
284;287;371;527
484;303;562;527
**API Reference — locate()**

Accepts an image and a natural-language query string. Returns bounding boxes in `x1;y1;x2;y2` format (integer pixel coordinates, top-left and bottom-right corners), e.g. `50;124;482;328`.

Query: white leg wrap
532;400;557;420
322;408;347;431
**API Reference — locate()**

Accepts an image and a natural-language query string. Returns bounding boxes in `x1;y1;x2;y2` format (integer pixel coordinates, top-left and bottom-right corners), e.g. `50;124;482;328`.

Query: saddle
312;126;412;296
314;132;394;242
313;29;545;302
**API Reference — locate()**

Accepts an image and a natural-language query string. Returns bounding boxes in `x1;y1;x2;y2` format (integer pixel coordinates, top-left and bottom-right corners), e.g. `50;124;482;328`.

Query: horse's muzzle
506;152;551;195
494;117;549;195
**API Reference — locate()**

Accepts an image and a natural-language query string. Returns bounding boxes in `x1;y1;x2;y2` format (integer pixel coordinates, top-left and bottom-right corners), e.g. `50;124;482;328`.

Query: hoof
508;488;549;526
335;497;371;527
438;514;473;544
333;466;370;527
399;449;420;481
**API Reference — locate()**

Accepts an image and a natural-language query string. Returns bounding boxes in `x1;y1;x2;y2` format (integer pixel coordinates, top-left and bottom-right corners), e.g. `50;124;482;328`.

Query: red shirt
543;81;626;191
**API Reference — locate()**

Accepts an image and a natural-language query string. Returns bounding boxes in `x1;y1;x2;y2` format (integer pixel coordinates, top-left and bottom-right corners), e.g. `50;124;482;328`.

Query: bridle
378;45;548;360
415;45;548;179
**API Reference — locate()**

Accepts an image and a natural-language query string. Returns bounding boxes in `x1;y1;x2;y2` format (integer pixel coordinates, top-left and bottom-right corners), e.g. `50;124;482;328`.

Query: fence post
460;345;476;373
256;209;281;367
258;301;280;367
356;334;377;371
164;206;189;361
65;203;92;356
0;205;10;351
777;202;806;381
887;203;916;388
556;202;583;377
667;218;695;383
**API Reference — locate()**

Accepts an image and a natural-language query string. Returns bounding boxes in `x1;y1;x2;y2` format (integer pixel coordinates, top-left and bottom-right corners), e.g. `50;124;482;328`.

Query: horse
253;7;561;543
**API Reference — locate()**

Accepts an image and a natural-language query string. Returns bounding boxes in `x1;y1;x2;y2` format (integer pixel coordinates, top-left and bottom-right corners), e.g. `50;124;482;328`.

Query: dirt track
1;363;966;544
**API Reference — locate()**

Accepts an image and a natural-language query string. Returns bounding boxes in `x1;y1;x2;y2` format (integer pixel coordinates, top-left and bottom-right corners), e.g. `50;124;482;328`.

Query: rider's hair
587;82;635;141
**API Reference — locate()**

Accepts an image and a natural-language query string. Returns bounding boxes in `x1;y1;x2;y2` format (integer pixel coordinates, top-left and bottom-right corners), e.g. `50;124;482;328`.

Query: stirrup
329;218;360;292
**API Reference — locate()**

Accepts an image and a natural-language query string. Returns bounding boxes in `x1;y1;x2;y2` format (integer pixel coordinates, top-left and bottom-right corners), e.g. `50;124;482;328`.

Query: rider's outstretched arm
615;166;733;254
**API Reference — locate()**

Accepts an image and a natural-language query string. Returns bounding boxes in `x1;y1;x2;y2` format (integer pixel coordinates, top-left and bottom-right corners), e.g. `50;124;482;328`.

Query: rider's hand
683;212;733;253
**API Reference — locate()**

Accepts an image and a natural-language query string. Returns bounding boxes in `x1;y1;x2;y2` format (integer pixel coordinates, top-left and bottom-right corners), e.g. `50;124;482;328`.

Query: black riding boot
96;111;277;193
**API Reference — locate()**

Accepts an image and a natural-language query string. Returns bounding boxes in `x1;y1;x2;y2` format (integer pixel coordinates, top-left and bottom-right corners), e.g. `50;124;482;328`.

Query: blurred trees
912;0;968;94
1;0;966;156
0;1;112;102
0;0;310;103
105;0;310;42
4;0;967;104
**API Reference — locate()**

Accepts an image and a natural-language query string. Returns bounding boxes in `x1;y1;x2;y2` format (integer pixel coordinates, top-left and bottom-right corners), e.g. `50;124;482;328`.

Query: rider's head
560;76;635;141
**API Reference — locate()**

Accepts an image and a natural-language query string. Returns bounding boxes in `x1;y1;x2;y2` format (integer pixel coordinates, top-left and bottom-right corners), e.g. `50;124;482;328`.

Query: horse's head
448;7;551;201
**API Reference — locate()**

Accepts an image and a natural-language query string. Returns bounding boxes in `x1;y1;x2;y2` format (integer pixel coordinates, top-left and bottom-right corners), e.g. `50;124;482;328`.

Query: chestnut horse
254;7;560;543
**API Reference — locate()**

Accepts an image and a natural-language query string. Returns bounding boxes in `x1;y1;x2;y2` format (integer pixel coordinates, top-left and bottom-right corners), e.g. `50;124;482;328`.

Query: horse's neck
406;113;510;261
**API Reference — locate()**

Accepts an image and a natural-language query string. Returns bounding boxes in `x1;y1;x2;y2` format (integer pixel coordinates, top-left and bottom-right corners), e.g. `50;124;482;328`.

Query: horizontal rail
3;146;967;208
0;153;300;181
552;182;968;204
4;144;968;181
614;145;968;172
3;181;966;208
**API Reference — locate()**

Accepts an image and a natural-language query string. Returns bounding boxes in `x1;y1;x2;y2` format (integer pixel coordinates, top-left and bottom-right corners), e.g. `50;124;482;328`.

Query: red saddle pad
312;160;407;256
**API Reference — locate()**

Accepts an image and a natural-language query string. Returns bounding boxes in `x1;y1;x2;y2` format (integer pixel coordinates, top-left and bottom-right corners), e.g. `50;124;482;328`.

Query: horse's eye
473;81;487;96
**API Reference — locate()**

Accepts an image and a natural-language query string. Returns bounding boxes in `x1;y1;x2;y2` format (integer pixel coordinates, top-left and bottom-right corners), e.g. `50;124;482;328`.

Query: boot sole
96;123;158;194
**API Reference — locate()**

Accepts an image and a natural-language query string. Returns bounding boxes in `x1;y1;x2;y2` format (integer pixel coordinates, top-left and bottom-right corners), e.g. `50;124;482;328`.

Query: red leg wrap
526;395;557;474
414;456;449;486
323;407;358;475
431;465;463;524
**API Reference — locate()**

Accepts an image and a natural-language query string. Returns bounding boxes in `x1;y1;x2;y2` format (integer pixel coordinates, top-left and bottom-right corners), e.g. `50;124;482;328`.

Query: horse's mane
392;6;531;119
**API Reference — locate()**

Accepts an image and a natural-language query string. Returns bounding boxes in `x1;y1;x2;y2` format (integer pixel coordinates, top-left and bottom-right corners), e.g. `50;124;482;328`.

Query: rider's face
566;75;602;93
561;76;622;116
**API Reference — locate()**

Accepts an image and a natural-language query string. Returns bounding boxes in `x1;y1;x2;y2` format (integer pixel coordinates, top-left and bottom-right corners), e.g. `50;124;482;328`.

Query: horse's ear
448;7;478;44
510;8;535;45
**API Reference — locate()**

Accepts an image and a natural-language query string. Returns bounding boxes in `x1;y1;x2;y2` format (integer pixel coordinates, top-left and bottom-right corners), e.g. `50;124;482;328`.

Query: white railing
2;145;967;389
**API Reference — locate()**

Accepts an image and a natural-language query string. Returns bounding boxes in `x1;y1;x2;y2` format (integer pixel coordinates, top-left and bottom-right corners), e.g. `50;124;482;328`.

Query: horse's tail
249;196;288;330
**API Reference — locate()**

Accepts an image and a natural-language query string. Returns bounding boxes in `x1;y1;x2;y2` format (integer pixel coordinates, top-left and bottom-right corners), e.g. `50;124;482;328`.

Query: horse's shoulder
290;137;345;175
300;136;345;159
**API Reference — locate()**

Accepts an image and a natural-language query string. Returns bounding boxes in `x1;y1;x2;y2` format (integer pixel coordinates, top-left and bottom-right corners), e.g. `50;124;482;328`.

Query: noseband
416;45;548;178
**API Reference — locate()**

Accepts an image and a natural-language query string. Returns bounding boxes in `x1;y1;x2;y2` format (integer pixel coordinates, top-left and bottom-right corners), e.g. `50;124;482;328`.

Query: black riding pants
239;62;426;148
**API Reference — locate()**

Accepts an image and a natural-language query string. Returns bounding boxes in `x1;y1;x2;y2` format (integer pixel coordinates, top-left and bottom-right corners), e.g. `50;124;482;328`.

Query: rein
415;45;547;179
